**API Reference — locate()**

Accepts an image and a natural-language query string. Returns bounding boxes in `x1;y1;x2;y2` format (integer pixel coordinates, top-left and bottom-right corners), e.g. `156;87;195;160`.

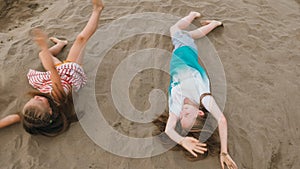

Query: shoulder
169;111;180;118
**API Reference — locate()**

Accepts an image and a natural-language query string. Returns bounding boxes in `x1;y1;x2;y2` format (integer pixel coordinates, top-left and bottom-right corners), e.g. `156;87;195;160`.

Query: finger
196;142;207;147
220;160;225;169
193;148;204;154
195;145;207;150
188;149;198;157
225;161;231;169
190;137;199;143
227;158;238;169
232;162;238;169
229;163;236;169
194;146;207;152
231;160;238;168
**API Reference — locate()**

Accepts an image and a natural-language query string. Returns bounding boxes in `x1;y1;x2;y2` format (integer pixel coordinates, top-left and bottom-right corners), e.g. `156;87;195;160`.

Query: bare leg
170;11;201;37
66;0;104;65
48;37;68;65
49;37;68;56
188;20;223;39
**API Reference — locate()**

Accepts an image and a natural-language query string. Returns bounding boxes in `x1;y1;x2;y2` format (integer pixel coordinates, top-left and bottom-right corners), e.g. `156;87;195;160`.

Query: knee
170;25;179;36
170;25;176;32
75;33;87;43
38;51;46;57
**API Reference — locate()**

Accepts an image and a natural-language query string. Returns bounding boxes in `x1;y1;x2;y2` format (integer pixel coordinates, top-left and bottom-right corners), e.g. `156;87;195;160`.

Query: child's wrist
221;146;228;153
178;137;185;145
220;152;228;156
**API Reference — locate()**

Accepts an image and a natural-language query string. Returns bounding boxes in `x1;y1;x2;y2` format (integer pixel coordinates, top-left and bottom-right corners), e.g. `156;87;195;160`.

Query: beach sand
0;0;300;168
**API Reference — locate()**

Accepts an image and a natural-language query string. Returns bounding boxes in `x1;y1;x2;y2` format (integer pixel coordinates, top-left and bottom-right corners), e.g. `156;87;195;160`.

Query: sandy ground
0;0;300;169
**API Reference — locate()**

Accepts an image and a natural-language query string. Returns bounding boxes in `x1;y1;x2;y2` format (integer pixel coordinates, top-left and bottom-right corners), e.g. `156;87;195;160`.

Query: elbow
38;50;49;57
165;127;173;137
38;51;44;58
13;114;21;123
219;115;227;125
165;128;170;135
9;114;21;124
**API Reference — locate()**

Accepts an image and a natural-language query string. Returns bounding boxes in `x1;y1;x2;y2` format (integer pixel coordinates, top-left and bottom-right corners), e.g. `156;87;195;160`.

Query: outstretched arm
165;112;207;157
0;114;21;129
165;113;184;143
202;95;228;153
201;95;238;169
33;29;65;101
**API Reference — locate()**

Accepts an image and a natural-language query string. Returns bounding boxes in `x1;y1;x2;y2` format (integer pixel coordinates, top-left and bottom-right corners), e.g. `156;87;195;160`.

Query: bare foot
200;20;223;27
49;37;68;46
92;0;104;11
32;28;48;50
190;11;201;18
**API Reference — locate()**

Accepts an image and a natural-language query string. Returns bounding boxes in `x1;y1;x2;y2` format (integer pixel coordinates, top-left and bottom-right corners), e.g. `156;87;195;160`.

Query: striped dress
27;62;87;95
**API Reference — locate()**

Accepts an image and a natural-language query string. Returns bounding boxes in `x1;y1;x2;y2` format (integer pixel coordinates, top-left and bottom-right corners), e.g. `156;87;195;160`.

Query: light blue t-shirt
169;46;210;117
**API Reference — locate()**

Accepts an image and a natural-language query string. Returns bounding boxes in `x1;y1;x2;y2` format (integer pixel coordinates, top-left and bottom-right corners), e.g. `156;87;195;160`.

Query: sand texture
0;0;300;169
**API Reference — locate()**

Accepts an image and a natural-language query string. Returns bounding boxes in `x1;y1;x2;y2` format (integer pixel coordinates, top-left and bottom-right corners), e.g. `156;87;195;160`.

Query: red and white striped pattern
27;62;87;94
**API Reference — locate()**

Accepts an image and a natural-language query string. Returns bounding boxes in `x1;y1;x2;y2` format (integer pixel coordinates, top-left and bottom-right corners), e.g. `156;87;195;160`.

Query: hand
32;28;48;50
220;152;238;169
180;137;207;157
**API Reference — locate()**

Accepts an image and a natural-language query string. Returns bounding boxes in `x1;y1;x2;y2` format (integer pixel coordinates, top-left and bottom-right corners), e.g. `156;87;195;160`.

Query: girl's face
180;104;204;130
23;95;52;115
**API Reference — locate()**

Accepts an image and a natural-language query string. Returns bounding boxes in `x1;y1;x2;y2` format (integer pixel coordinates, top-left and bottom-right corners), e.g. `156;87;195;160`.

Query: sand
1;0;300;168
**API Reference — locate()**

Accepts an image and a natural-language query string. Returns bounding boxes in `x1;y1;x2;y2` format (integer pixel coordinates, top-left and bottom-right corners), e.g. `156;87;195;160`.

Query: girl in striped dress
0;0;104;136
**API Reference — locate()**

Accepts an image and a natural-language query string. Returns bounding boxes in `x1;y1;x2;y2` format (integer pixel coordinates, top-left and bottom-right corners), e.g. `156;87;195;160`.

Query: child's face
180;104;204;130
23;95;52;115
